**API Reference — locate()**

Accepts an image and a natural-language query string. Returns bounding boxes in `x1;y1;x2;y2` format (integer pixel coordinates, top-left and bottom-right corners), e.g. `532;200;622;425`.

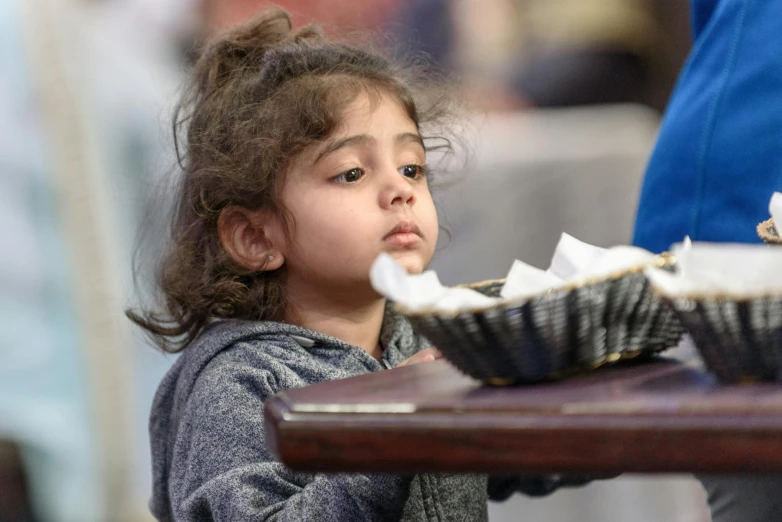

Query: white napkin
371;233;659;313
548;233;607;279
370;253;499;313
646;241;782;297
498;233;606;301
770;192;782;226
549;233;655;280
499;260;563;300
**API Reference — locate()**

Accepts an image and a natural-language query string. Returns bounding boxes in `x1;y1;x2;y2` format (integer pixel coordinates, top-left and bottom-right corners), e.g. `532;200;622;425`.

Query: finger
398;355;425;367
397;351;435;367
396;357;412;368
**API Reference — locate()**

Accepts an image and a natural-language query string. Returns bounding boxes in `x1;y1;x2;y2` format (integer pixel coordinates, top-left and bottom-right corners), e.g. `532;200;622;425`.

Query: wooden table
265;357;782;474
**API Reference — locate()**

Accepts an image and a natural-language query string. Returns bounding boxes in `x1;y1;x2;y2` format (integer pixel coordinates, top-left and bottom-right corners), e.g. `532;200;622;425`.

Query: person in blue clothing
633;1;782;521
633;0;782;252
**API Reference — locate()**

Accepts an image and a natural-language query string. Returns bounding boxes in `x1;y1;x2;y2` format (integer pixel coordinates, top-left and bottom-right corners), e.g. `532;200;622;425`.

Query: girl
130;7;586;521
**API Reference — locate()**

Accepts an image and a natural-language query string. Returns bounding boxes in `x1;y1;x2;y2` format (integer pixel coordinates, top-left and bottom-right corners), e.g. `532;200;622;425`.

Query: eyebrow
314;132;425;164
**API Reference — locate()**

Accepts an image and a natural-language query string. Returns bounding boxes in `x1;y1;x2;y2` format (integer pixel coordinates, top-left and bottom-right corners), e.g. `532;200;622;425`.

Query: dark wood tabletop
265;356;782;474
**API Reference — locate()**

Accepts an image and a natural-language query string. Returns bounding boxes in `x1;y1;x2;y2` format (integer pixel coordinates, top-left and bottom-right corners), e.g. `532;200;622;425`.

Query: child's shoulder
197;319;313;363
187;319;315;376
155;320;304;406
180;319;357;398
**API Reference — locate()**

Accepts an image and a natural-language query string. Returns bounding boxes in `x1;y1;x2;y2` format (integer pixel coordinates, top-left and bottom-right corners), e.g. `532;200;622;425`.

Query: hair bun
198;7;322;99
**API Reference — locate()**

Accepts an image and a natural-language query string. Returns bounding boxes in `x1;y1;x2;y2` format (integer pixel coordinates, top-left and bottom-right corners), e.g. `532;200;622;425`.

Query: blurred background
0;0;707;520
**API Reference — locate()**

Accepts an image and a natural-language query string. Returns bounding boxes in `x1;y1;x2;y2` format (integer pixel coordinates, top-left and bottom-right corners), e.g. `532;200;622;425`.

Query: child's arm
178;465;413;521
164;351;414;521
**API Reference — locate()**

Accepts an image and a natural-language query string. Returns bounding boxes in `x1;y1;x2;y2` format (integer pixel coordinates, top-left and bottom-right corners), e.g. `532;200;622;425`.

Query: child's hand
396;348;442;367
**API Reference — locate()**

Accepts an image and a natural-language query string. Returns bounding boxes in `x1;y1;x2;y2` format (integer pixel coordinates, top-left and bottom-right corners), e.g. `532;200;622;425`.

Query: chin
390;252;427;274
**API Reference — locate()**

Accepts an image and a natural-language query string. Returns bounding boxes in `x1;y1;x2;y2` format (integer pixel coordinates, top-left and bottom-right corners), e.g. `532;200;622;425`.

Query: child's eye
332;168;365;184
399;164;427;180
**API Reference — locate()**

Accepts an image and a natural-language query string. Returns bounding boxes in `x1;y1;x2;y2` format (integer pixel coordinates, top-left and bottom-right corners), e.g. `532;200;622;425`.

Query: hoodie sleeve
167;350;413;522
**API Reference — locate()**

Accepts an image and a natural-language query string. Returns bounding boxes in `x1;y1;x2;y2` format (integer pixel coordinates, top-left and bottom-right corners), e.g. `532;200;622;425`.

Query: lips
383;221;422;247
384;221;422;239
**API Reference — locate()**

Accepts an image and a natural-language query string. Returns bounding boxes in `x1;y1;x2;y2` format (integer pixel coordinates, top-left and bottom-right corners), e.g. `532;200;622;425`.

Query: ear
217;206;285;271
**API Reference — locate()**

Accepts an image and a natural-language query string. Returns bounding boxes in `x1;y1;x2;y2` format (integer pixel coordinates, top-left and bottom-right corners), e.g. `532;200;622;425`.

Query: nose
379;165;415;209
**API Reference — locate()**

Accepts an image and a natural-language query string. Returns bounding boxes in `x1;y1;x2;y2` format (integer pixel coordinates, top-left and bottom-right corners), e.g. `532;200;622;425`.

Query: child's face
277;92;439;291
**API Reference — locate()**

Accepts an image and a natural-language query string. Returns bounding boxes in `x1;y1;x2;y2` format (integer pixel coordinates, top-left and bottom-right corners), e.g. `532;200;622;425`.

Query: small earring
268;254;273;261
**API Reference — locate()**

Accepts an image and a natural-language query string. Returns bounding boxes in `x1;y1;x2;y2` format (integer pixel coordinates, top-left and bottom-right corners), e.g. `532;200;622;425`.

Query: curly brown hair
127;7;461;353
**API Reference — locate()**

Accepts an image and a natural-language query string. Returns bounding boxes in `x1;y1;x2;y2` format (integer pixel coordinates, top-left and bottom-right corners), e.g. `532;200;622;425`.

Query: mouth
383;221;422;248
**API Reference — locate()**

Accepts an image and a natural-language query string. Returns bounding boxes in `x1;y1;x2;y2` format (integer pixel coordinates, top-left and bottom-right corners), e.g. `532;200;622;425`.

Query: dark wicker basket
654;289;782;383
397;255;684;385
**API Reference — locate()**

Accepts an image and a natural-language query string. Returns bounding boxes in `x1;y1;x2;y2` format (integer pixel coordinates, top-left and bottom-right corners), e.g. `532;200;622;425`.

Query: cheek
288;200;374;260
419;192;440;245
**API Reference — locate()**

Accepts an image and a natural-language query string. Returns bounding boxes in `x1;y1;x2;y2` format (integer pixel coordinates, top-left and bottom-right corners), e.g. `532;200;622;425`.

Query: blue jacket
633;0;782;252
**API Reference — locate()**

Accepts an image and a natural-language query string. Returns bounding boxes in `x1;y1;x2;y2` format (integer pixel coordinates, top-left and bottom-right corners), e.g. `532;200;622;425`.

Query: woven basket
654;289;782;383
398;255;684;385
757;218;782;244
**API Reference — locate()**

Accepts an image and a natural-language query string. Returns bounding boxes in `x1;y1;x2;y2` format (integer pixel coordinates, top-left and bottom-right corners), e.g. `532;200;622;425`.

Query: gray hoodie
149;309;584;521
